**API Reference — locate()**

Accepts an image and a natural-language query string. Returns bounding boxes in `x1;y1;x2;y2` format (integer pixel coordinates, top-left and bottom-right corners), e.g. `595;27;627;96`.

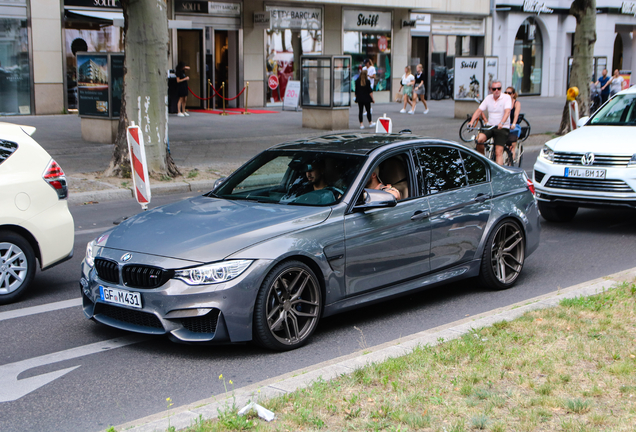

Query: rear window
0;140;18;165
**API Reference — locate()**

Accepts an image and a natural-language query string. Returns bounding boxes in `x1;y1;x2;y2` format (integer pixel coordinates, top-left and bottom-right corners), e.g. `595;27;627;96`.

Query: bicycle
459;120;524;167
459;113;531;145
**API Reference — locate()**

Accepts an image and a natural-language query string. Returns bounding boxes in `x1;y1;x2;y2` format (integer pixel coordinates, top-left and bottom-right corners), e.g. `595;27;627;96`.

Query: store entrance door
411;36;429;100
177;29;202;108
206;29;239;109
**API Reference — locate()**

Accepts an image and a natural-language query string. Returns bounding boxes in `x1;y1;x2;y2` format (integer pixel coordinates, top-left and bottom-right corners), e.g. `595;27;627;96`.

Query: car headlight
85;240;96;267
174;260;253;285
629;154;636;167
539;145;555;162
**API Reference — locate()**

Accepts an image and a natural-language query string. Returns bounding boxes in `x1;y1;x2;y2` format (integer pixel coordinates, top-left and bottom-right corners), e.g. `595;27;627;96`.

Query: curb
68;179;217;205
114;266;636;432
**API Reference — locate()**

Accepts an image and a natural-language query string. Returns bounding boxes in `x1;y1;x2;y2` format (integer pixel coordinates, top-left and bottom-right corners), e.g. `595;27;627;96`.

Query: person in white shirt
362;59;376;115
399;66;416;114
604;69;626;97
469;80;512;165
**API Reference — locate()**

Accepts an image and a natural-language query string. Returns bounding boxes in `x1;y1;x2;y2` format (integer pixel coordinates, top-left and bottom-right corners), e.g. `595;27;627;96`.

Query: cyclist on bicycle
469;80;512;165
505;86;521;162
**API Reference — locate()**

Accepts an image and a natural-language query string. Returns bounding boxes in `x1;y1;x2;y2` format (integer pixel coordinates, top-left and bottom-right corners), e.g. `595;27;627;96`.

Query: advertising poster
110;54;124;117
77;53;109;117
454;57;484;101
620;70;632;88
484;57;498;95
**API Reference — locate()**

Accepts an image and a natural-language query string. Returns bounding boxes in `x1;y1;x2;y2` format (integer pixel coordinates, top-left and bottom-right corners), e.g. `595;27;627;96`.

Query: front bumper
80;257;273;344
533;158;636;208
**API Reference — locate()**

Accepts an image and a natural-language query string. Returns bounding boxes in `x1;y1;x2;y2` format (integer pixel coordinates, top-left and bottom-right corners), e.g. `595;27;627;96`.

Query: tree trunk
559;0;596;135
105;0;179;177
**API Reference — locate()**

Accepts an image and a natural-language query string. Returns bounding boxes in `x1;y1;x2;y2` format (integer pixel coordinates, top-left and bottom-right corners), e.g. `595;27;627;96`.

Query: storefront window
513;18;543;95
344;31;391;92
0;18;31;115
65;25;124;109
265;5;322;105
266;29;322;104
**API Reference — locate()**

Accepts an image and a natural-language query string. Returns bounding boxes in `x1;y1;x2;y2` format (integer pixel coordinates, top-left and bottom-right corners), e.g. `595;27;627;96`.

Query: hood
103;196;332;262
547;126;636;154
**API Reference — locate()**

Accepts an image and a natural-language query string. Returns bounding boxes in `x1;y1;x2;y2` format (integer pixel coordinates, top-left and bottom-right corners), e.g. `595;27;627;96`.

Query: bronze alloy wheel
490;221;525;285
254;261;322;350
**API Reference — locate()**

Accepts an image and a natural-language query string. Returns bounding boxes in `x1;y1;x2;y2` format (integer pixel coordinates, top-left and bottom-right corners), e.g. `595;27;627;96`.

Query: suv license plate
99;285;142;309
564;167;606;179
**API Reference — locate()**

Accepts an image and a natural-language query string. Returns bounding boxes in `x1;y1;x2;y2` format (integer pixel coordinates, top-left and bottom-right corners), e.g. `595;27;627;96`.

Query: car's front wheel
537;201;578;222
253;260;322;351
0;230;36;304
479;220;525;290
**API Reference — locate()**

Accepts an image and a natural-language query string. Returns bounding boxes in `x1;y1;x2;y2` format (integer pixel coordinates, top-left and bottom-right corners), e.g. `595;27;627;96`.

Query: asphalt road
2;150;636;431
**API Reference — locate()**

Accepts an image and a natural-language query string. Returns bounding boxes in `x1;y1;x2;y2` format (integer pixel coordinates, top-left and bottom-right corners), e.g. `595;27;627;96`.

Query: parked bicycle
458;118;525;167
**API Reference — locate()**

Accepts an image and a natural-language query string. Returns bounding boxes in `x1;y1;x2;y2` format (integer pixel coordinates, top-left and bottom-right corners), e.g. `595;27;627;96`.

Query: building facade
2;0;635;116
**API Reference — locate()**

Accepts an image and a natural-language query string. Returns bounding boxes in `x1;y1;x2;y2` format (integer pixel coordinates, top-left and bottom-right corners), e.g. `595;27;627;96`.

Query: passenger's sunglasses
505;91;513;95
491;87;502;91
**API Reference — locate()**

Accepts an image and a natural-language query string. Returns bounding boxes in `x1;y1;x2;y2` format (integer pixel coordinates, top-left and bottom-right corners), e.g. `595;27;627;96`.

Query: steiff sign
343;10;392;32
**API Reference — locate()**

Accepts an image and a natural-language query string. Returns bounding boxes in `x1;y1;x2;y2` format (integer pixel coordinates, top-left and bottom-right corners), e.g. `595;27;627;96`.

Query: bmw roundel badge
121;253;133;262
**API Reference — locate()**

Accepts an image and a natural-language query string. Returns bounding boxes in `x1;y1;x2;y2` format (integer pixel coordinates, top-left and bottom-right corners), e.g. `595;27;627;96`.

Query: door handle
473;193;491;203
411;210;430;221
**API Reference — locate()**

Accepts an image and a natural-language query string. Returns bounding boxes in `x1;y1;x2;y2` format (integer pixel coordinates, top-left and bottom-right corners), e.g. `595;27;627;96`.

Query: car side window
460;151;488;185
0;140;18;165
414;146;467;195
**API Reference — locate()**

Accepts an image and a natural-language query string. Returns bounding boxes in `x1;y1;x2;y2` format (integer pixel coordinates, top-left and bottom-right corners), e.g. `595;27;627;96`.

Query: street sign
375;115;392;133
126;123;151;210
283;80;300;111
268;74;279;90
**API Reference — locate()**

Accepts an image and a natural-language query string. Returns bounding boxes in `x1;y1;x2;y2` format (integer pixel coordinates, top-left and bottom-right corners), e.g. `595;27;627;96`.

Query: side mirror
213;177;226;190
576;116;590;128
354;188;397;211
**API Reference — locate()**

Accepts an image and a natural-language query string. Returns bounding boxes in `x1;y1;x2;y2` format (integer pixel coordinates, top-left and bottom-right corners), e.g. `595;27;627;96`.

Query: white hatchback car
0;122;74;303
533;86;636;221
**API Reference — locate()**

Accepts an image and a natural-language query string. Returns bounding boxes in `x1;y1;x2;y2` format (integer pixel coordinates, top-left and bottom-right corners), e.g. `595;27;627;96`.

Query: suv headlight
85;240;96;267
174;260;253;285
629;154;636;167
539;145;555;162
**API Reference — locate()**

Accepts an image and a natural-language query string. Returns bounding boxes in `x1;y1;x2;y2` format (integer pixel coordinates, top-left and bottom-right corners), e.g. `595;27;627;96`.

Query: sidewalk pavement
1;96;566;204
115;266;636;432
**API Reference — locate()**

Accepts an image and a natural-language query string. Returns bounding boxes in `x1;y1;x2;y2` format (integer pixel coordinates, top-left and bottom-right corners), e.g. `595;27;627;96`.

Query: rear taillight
43;159;68;199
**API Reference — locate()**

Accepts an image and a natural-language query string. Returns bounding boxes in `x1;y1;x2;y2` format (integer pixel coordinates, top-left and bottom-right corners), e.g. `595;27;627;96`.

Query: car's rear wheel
537;201;578;222
253;260;322;351
0;231;36;304
479;220;525;290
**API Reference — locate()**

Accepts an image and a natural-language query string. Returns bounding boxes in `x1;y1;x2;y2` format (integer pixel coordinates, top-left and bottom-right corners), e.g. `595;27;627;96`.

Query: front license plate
564;167;606;179
99;285;142;309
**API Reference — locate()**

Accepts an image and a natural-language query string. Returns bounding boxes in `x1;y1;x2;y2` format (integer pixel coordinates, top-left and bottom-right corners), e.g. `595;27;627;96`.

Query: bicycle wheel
515;142;524;167
502;147;514;166
518;118;531;143
459;118;482;143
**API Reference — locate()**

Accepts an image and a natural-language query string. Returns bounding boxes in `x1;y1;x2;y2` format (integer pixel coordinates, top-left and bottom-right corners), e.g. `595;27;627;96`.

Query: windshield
589;94;636;126
211;150;366;206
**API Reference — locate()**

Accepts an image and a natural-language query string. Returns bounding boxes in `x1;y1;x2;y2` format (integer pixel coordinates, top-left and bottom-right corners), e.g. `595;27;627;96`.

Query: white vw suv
533;86;636;221
1;122;75;303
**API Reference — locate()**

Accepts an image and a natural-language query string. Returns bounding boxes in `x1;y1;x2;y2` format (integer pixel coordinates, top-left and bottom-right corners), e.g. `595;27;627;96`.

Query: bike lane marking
0;335;150;403
0;298;82;322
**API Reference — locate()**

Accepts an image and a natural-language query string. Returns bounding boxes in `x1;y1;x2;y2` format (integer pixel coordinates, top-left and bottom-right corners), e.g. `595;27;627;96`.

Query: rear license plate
564;167;606;179
99;285;142;309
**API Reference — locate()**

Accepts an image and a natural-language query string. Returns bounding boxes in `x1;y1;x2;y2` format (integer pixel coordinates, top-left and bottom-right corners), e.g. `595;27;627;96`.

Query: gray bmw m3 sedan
80;133;540;351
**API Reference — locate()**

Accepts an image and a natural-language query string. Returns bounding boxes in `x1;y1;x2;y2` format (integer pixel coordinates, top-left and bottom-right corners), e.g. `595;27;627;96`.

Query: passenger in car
365;166;401;200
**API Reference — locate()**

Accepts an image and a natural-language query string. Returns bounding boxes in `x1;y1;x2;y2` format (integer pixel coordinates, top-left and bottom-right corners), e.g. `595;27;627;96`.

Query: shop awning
65;9;124;27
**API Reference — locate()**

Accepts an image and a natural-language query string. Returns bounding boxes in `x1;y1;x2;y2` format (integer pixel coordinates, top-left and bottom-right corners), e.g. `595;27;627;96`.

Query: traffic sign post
126;122;151;210
375;114;392;133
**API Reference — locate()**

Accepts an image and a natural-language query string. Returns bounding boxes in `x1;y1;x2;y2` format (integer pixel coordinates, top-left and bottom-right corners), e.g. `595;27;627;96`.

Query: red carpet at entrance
188;108;279;115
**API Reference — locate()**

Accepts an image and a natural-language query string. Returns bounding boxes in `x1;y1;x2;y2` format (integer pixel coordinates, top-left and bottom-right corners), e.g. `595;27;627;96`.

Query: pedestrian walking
362;59;376;116
413;64;429;114
604;69;626;97
355;70;375;129
595;68;610;104
399;66;416;114
176;61;190;117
